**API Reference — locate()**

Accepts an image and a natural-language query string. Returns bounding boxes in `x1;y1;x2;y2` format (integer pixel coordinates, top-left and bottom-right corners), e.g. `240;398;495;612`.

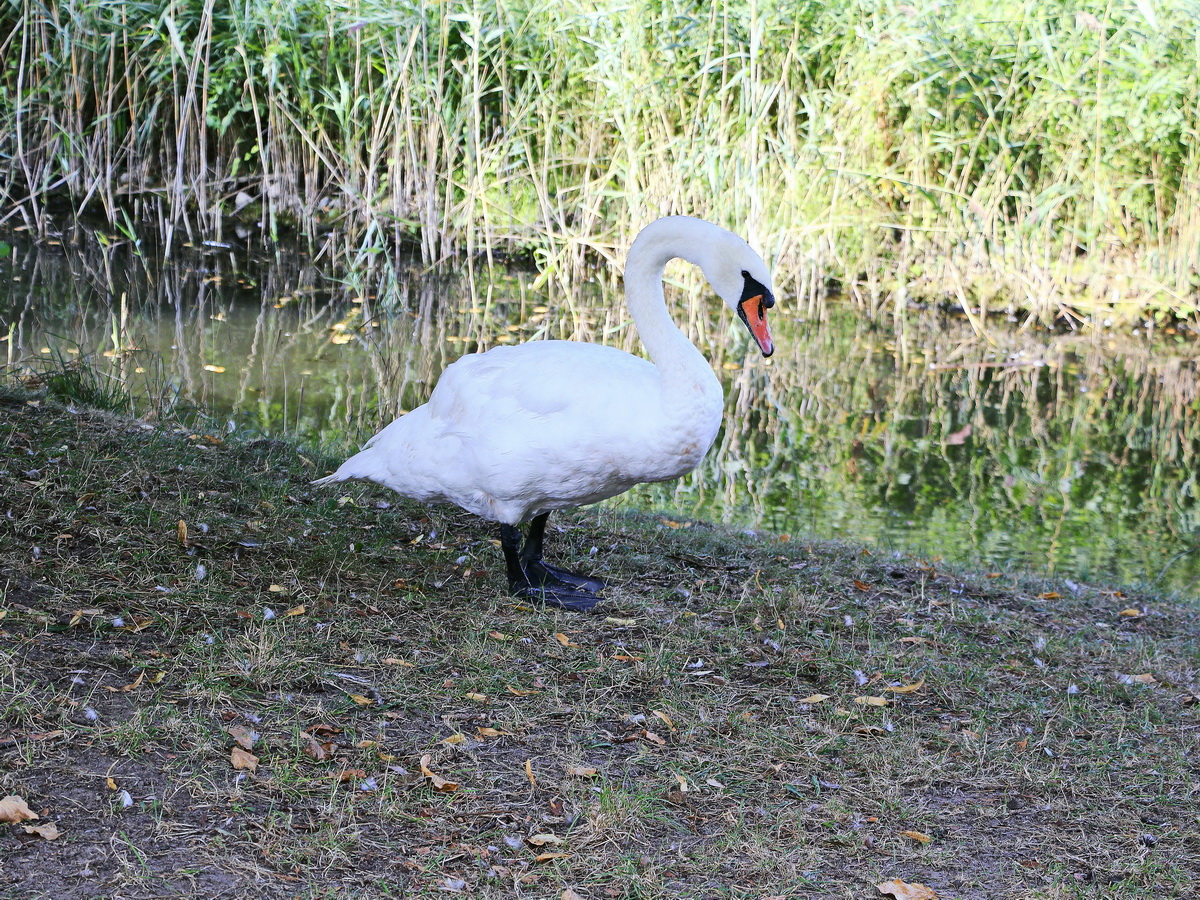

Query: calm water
3;231;1200;593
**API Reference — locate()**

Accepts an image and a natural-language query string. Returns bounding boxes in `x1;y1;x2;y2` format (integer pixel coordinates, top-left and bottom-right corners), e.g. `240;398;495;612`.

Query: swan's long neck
623;220;720;397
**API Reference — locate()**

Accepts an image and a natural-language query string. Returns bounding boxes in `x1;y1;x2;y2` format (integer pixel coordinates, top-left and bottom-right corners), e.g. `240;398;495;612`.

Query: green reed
2;0;1198;320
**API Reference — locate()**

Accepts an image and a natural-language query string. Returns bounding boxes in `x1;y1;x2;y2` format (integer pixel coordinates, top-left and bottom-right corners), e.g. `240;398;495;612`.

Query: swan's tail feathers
311;452;379;488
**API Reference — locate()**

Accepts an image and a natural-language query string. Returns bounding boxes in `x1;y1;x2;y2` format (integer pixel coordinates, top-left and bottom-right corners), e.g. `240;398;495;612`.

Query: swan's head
696;227;776;358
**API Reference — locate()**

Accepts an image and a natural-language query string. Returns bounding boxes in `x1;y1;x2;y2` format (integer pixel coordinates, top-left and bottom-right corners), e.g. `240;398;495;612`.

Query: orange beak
738;294;775;357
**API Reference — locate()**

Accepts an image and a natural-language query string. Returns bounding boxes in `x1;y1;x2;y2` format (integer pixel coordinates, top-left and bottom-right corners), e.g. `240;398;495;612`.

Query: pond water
3;231;1200;594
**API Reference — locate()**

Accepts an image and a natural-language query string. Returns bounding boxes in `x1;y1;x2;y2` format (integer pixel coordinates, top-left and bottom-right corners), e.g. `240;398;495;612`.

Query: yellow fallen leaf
381;657;414;667
877;878;939;899
1037;591;1061;600
643;730;667;746
854;696;889;707
536;852;571;863
651;710;675;730
476;727;509;738
443;733;466;745
177;519;188;546
106;777;118;791
554;632;580;648
1118;608;1142;618
231;747;258;772
284;604;306;617
464;691;488;703
419;754;459;793
885;678;925;694
898;636;929;644
797;693;830;704
604;617;636;626
1132;673;1157;685
268;584;286;593
22;822;61;840
900;830;932;844
119;671;145;692
526;833;563;846
567;765;599;777
348;694;373;706
525;758;537;787
0;796;38;823
488;631;511;641
506;685;539;696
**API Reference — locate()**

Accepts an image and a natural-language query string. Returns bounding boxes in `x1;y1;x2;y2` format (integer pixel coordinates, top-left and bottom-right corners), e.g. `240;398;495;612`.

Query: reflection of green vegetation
4;234;1200;591
3;1;1199;315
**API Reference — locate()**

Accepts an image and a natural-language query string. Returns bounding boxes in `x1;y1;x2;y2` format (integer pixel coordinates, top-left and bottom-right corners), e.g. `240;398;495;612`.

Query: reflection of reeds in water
3;233;1200;589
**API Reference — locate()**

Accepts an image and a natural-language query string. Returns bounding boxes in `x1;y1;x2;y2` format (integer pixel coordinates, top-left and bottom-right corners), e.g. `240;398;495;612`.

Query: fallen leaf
464;691;488;703
227;725;258;750
476;727;509;738
0;796;37;823
561;890;585;900
348;694;373;706
332;768;367;783
899;830;932;844
268;584;286;593
506;685;540;696
106;777;118;791
554;632;580;648
1118;608;1142;618
419;754;459;793
381;657;414;667
651;710;675;730
488;631;511;641
525;759;537;787
442;733;466;745
854;579;872;591
231;747;258;772
1037;592;1061;600
885;678;925;694
567;765;599;777
643;730;666;746
604;616;636;626
797;693;830;704
898;636;929;644
854;696;889;707
612;653;644;662
1132;673;1157;685
284;604;306;617
177;519;188;546
22;822;61;840
877;878;939;899
526;833;563;846
300;731;335;761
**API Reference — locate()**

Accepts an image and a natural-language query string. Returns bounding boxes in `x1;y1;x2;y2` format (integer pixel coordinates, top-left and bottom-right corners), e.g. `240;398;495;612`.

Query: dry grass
1;400;1198;899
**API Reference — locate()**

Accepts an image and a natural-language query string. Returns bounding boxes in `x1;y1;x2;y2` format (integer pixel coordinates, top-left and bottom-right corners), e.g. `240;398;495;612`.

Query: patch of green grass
1;400;1198;898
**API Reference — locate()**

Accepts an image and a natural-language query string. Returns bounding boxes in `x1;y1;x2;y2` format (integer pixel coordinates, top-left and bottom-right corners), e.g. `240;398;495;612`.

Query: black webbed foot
500;515;604;613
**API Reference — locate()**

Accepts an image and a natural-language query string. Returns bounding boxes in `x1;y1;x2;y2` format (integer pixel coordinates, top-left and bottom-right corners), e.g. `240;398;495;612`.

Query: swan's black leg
521;512;606;593
499;518;603;612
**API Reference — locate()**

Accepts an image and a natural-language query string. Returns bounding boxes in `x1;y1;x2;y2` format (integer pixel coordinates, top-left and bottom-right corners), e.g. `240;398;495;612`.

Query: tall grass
2;0;1199;319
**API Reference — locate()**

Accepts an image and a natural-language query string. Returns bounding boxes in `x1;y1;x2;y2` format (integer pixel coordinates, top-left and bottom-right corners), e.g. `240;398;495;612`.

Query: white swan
315;216;776;611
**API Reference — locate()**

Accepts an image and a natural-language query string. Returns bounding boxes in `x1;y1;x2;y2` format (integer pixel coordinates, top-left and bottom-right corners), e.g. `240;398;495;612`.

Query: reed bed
3;0;1199;319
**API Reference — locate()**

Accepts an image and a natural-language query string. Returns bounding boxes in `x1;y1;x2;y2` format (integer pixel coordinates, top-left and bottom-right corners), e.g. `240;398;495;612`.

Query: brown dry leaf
885;678;925;694
177;519;188;546
419;754;459;793
119;671;145;692
877;878;939;899
231;747;259;772
525;758;537;787
381;657;414;667
985;572;1002;578
23;822;61;840
105;777;118;791
1118;608;1142;618
488;631;511;641
526;833;563;846
464;691;488;703
506;685;540;696
604;616;637;626
442;733;466;745
651;710;675;730
348;694;373;706
1037;591;1061;600
567;765;599;778
643;730;667;746
284;604;306;617
267;584;286;593
0;796;37;824
854;579;872;591
797;693;831;704
554;632;580;648
612;653;644;662
332;768;367;783
227;725;257;750
561;890;584;900
854;696;889;707
1132;673;1158;685
476;727;509;738
899;830;932;844
898;636;929;644
300;731;335;761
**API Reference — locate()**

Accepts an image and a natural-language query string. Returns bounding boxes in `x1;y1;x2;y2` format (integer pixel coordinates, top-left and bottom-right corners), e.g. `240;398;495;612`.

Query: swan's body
316;216;776;611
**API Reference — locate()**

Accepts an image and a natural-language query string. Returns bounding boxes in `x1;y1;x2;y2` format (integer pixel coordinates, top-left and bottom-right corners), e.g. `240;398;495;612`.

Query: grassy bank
2;398;1198;898
2;0;1199;320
